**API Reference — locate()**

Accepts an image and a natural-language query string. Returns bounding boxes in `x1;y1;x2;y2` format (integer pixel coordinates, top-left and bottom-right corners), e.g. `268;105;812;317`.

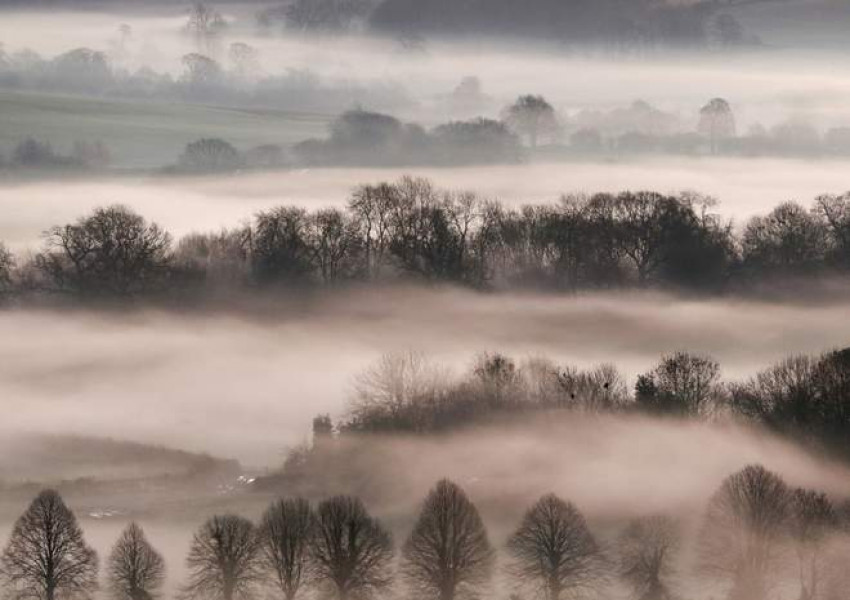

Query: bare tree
635;351;721;417
107;523;165;600
181;53;223;87
346;351;449;432
348;183;397;279
507;494;605;600
312;496;393;600
617;516;680;600
402;480;494;600
258;499;315;600
305;208;360;284
183;515;263;600
251;206;314;284
698;464;791;600
789;488;837;600
0;490;98;600
0;241;14;294
503;95;559;149
698;98;736;154
741;202;829;275
185;3;227;52
38;205;171;297
178;138;241;173
228;42;260;82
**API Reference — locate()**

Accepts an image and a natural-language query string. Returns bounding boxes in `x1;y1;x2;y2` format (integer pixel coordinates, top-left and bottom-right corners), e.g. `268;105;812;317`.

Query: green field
0;90;333;169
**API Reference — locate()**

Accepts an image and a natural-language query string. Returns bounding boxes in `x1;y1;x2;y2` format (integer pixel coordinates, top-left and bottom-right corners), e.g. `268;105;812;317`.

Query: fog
4;157;850;251
1;288;849;467
2;3;850;600
4;4;850;132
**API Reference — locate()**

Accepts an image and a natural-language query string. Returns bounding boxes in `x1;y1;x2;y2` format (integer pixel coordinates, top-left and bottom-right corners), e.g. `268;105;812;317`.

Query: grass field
0;89;333;169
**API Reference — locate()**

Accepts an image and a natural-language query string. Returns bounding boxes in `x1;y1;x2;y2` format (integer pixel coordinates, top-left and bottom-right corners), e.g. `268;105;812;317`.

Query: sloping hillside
0;90;332;168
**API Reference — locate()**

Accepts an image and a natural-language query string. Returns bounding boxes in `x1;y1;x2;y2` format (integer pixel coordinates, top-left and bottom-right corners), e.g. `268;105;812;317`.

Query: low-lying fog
3;3;850;129
3;157;850;250
2;288;849;467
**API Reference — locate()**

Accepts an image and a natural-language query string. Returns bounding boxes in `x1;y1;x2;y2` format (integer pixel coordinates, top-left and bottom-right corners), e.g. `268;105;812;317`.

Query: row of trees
0;41;408;115
294;110;522;167
336;346;850;459
370;0;754;50
2;179;850;299
3;467;849;600
0;138;110;171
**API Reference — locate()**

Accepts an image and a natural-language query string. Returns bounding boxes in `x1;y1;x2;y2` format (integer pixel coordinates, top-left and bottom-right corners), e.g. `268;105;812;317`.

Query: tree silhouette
503;95;559;149
258;499;316;600
617;516;679;600
635;351;721;417
183;515;263;600
789;488;837;600
507;494;605;600
107;523;165;600
0;490;98;600
311;496;393;600
0;241;14;294
698;98;736;154
38;205;171;297
698;464;791;600
184;3;226;52
178;138;241;173
402;480;494;600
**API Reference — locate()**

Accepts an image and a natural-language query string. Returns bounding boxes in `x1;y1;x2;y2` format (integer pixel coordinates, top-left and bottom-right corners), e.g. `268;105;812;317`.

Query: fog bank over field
3;157;850;250
2;288;849;467
3;5;850;127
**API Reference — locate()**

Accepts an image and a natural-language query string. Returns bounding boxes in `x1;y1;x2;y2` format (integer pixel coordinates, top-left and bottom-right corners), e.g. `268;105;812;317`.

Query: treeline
0;138;111;171
326;346;850;459
0;42;408;115
4;465;850;600
370;0;756;50
164;110;522;174
2;178;850;300
294;110;522;167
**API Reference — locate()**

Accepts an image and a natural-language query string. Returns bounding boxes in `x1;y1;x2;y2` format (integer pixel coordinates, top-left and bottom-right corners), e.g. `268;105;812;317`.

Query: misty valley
2;2;850;600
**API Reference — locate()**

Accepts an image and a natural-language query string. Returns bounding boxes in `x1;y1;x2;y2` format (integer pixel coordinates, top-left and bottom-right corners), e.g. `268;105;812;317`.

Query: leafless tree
183;515;263;600
185;3;227;52
348;183;396;279
228;42;260;82
178;138;241;172
789;488;837;600
181;53;223;87
611;192;672;286
507;494;605;600
503;95;559;149
347;351;448;432
741;202;829;274
107;523;165;600
311;496;393;600
258;499;316;600
555;363;631;412
402;480;494;600
0;490;98;600
305;208;360;284
698;98;736;154
38;205;171;296
698;464;791;600
617;516;680;600
636;351;721;417
0;241;14;294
